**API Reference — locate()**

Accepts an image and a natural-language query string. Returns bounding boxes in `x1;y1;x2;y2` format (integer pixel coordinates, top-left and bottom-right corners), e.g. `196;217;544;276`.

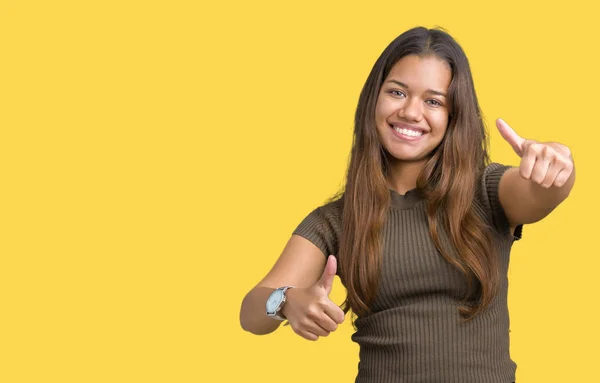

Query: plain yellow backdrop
1;0;598;382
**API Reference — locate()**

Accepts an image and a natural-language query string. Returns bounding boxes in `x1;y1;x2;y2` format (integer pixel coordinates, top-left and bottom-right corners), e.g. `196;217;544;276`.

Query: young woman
239;27;575;383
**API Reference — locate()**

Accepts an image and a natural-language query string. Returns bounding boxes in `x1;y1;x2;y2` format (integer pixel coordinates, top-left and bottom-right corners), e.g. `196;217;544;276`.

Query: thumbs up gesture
281;255;346;341
496;118;574;188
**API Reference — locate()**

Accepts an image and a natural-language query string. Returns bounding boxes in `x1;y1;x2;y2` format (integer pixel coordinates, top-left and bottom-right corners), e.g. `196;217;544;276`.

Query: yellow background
1;0;598;382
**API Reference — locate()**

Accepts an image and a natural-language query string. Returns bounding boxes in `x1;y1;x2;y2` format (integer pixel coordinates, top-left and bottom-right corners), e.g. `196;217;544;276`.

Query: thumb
496;118;526;156
316;255;337;295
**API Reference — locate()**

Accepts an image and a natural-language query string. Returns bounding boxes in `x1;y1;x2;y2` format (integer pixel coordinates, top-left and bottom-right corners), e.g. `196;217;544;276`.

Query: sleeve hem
291;231;328;258
292;207;330;257
485;163;524;242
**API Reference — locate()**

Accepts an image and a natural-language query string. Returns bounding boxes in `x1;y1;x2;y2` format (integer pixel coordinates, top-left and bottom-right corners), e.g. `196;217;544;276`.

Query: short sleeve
481;162;523;241
292;199;343;258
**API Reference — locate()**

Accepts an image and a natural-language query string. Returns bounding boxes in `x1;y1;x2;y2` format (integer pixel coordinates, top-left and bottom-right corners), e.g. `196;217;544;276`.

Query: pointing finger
496;118;526;156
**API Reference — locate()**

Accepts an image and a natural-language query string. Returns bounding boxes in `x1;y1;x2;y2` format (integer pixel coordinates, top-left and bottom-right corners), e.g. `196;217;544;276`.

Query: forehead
385;55;452;91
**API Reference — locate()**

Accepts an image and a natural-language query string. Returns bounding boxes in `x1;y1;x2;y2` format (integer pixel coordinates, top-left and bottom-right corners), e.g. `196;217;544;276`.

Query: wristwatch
266;286;294;321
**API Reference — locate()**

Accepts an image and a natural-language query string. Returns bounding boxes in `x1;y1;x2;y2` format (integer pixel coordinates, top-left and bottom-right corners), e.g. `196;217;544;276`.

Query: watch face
266;289;284;312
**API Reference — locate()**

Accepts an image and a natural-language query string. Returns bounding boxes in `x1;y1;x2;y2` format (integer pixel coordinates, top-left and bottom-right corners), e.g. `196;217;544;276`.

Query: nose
397;97;423;122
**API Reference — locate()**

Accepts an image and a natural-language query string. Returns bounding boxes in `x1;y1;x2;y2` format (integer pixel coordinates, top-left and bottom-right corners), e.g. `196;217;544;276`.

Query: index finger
496;118;526;156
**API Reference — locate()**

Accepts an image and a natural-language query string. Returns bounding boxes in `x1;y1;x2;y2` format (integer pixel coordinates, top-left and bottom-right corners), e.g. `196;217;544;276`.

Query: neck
387;159;427;195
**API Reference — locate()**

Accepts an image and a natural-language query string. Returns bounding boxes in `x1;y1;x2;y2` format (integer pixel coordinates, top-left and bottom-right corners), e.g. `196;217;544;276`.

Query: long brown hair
337;27;497;320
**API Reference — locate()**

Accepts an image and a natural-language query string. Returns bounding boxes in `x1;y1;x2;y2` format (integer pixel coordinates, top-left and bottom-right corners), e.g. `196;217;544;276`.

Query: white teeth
393;126;423;137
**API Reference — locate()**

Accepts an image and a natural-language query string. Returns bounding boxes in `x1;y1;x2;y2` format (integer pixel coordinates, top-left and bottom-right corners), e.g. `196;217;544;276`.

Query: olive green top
293;163;522;383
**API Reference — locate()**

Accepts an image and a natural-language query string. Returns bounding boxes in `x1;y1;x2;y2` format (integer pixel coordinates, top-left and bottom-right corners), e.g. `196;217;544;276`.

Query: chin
388;152;427;163
385;147;435;163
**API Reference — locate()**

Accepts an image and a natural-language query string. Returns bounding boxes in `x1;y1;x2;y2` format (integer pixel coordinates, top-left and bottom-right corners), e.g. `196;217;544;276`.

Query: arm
239;234;327;335
499;161;575;227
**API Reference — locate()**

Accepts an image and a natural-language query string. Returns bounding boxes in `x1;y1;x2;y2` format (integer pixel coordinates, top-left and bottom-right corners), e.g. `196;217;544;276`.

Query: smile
394;126;422;137
389;124;426;141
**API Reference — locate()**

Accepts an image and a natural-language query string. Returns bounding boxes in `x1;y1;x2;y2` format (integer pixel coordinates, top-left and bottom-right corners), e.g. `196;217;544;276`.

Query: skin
239;234;342;340
239;53;576;341
375;54;452;194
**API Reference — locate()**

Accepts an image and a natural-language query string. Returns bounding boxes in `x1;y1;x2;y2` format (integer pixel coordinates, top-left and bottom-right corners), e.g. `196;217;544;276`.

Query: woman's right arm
239;234;345;339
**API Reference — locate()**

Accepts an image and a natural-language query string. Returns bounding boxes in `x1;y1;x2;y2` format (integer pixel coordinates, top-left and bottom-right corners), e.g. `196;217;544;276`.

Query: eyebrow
385;80;447;97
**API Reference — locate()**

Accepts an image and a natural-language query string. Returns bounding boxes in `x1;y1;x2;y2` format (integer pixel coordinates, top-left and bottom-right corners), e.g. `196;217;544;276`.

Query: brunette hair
337;26;496;320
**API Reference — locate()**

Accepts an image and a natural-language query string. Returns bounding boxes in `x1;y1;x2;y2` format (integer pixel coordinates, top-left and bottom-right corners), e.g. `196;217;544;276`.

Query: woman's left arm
495;118;576;227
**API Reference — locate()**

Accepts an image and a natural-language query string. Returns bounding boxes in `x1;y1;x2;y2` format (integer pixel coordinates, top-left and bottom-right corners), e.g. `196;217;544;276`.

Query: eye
426;99;442;107
389;90;406;98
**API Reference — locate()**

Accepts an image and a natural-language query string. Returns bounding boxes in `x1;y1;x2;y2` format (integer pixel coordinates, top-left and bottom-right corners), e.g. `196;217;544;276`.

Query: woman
239;26;575;382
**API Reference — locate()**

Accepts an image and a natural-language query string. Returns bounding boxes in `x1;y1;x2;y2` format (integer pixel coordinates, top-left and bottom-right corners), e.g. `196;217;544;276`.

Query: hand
496;118;574;188
281;255;346;341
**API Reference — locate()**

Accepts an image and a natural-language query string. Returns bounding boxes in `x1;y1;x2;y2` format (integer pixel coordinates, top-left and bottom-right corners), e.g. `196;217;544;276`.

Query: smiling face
375;54;452;165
